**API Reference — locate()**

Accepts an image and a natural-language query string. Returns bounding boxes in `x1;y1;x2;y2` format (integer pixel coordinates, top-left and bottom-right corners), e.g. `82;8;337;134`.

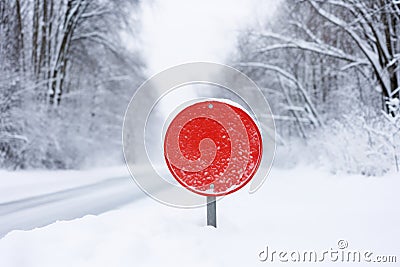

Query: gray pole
206;196;217;227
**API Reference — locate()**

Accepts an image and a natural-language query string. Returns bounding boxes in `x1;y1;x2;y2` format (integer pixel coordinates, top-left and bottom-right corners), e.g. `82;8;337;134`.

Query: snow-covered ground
0;166;399;266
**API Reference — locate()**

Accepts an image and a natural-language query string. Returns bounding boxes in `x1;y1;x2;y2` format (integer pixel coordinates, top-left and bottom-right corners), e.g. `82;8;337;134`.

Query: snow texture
0;166;399;266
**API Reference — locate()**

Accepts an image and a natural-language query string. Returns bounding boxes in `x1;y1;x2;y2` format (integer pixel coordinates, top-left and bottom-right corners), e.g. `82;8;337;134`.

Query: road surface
0;176;141;238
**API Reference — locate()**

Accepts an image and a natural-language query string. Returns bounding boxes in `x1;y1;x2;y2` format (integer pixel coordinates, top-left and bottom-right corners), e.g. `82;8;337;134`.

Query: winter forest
1;0;399;175
2;0;399;175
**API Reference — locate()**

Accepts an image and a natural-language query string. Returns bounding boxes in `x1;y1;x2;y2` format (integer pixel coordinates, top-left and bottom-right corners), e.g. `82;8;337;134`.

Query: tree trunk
32;0;39;77
15;0;25;73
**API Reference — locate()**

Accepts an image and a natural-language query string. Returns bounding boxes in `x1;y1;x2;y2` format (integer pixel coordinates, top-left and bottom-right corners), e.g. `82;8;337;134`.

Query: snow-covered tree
238;0;399;117
0;0;143;169
235;0;400;173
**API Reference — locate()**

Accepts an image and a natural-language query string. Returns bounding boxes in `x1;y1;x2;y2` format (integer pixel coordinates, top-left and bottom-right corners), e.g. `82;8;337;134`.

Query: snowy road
0;174;140;238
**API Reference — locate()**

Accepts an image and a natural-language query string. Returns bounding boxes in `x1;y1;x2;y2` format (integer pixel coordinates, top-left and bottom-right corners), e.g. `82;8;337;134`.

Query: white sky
139;0;281;74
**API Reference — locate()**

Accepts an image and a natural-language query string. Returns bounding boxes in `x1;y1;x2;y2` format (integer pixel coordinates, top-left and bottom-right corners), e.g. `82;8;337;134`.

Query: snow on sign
164;100;263;197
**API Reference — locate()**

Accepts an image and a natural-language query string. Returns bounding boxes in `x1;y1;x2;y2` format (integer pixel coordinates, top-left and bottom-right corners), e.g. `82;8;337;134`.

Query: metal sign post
207;196;217;227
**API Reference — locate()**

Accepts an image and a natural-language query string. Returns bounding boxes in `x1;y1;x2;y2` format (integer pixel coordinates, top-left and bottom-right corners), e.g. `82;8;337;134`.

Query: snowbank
0;167;399;266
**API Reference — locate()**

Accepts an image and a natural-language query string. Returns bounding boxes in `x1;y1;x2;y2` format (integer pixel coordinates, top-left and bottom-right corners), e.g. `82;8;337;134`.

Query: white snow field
0;166;399;266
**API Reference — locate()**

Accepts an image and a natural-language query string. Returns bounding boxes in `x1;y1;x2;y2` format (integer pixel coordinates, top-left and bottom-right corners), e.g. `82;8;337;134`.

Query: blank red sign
164;100;262;196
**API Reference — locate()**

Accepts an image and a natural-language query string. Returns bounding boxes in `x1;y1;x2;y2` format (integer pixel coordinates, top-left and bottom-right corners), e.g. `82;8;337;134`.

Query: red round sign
164;100;262;196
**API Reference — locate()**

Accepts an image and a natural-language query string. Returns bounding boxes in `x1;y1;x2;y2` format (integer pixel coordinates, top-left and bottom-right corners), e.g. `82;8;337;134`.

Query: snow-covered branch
256;31;366;64
237;62;323;127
